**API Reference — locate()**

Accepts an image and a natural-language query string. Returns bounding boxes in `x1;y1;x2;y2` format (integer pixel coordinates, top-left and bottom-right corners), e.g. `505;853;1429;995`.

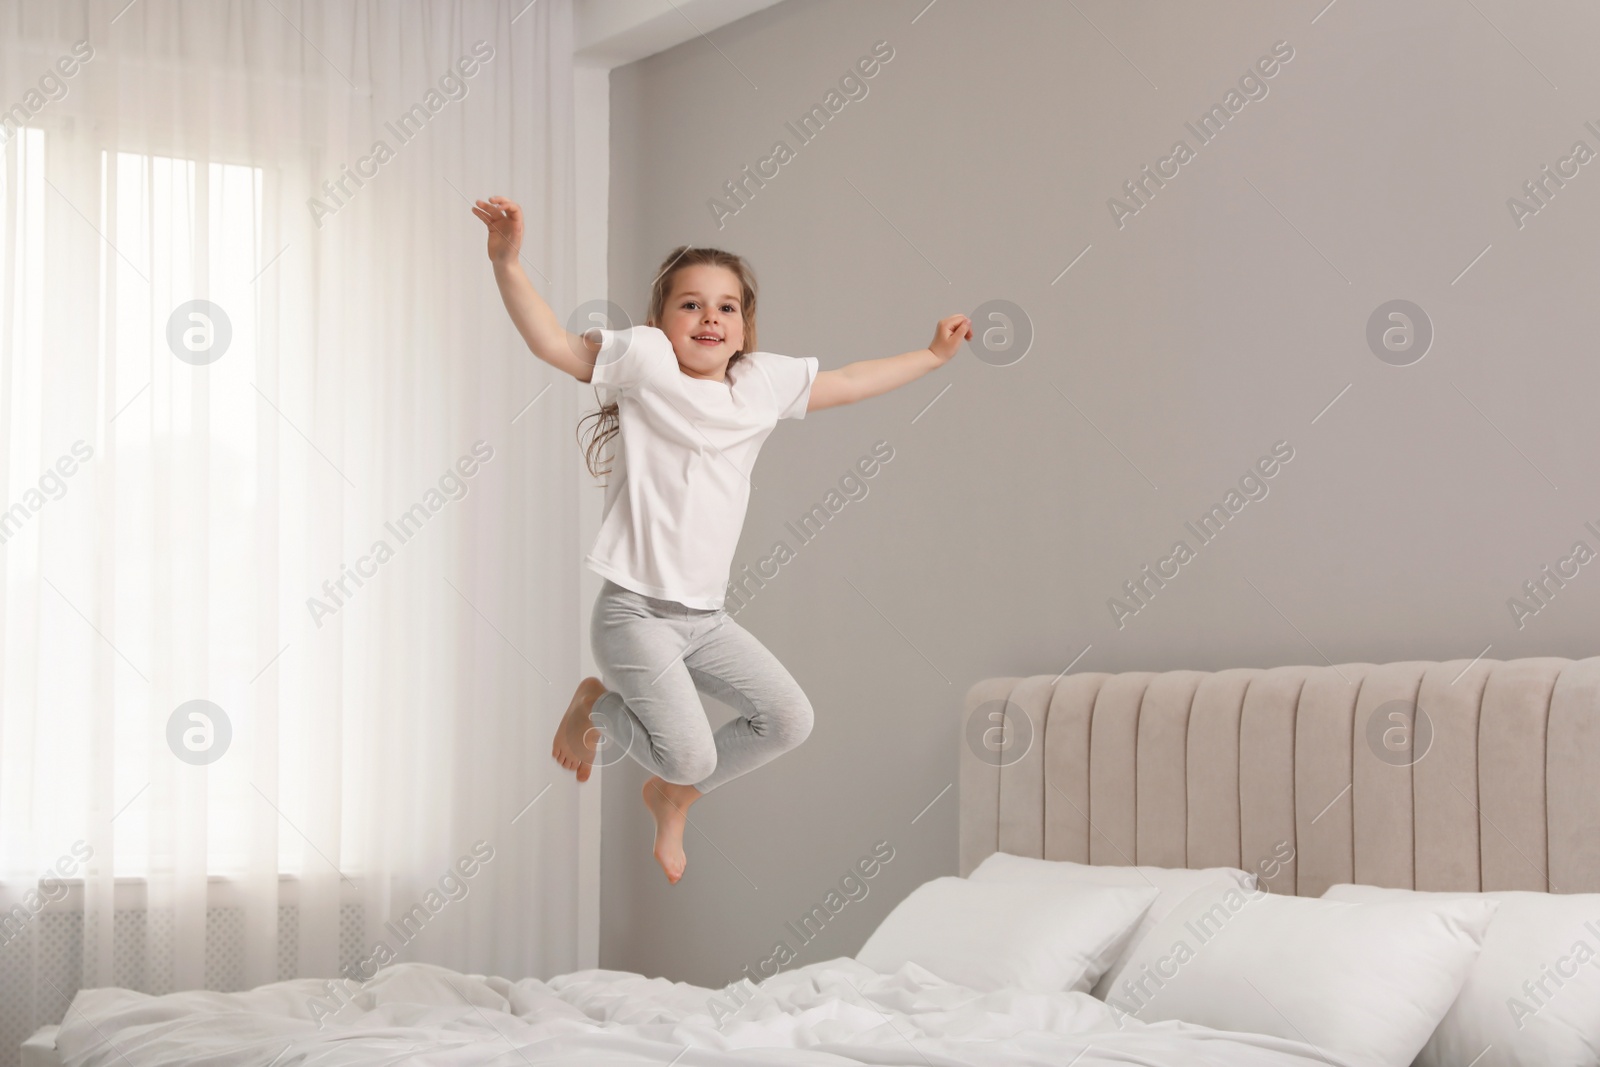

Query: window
101;147;268;877
0;123;312;879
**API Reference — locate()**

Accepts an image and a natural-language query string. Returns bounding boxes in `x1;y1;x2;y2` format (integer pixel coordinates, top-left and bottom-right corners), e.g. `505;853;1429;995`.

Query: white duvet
56;957;1353;1067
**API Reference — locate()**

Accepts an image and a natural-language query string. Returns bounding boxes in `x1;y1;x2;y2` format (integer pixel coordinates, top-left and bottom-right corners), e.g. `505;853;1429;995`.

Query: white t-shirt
582;325;818;610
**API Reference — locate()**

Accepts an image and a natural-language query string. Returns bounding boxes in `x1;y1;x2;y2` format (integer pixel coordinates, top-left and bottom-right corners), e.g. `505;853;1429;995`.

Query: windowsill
3;873;371;909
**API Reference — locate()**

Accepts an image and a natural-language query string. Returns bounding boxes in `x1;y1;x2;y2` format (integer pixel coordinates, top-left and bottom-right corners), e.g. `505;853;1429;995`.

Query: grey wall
600;0;1600;986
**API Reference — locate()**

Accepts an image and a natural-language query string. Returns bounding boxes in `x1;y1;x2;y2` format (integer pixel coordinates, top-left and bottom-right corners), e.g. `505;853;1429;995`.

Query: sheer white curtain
0;0;585;1020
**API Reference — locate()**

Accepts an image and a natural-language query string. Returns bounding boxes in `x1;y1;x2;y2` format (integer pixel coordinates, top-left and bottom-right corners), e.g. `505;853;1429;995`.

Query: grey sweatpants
588;579;814;793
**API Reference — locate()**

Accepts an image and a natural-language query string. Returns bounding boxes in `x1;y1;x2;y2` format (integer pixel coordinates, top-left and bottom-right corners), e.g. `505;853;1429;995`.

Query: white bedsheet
55;957;1354;1067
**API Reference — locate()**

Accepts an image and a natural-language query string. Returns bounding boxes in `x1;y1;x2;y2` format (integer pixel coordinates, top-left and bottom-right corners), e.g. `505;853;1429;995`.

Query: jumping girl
474;195;971;883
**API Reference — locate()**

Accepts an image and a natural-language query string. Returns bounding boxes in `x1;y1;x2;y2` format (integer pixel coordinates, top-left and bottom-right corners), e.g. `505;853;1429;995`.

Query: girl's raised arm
474;195;600;382
807;314;971;412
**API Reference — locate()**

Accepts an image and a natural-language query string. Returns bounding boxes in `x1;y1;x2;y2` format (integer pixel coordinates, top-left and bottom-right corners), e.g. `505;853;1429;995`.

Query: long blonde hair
579;246;759;480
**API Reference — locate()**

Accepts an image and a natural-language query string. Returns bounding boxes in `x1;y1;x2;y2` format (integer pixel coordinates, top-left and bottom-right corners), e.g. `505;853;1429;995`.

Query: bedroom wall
598;0;1600;985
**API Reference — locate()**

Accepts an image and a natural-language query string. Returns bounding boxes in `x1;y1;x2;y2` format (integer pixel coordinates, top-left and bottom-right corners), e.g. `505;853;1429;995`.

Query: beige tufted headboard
959;657;1600;895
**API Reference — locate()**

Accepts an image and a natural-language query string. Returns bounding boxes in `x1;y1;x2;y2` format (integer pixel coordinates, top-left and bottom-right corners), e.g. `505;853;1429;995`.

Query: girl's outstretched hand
928;314;973;363
473;195;522;266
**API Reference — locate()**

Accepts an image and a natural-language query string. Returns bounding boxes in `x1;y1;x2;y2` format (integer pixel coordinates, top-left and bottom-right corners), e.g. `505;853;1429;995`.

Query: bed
25;655;1600;1067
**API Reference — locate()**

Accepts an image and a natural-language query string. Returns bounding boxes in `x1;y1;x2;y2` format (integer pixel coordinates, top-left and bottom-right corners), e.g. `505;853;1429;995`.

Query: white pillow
855;876;1158;994
967;853;1257;998
1326;883;1600;1067
1109;881;1496;1067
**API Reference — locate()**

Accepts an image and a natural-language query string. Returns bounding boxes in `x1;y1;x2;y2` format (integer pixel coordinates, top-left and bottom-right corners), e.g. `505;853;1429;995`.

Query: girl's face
656;264;746;381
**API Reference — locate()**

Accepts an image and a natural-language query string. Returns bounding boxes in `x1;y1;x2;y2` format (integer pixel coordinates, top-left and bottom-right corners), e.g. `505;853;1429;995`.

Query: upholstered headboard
959;657;1600;895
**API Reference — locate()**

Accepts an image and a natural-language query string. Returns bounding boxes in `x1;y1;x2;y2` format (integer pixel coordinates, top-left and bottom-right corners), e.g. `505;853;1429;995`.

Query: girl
473;195;970;883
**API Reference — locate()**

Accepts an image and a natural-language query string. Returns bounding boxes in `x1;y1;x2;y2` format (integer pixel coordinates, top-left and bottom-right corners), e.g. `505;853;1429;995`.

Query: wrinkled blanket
56;956;1354;1066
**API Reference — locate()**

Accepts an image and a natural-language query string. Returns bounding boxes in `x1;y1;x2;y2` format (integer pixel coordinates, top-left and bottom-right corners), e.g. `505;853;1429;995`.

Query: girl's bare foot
642;776;701;884
554;677;607;782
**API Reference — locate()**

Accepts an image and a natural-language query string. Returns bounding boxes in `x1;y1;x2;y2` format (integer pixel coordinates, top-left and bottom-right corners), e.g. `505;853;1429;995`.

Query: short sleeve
746;352;819;421
585;325;668;392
